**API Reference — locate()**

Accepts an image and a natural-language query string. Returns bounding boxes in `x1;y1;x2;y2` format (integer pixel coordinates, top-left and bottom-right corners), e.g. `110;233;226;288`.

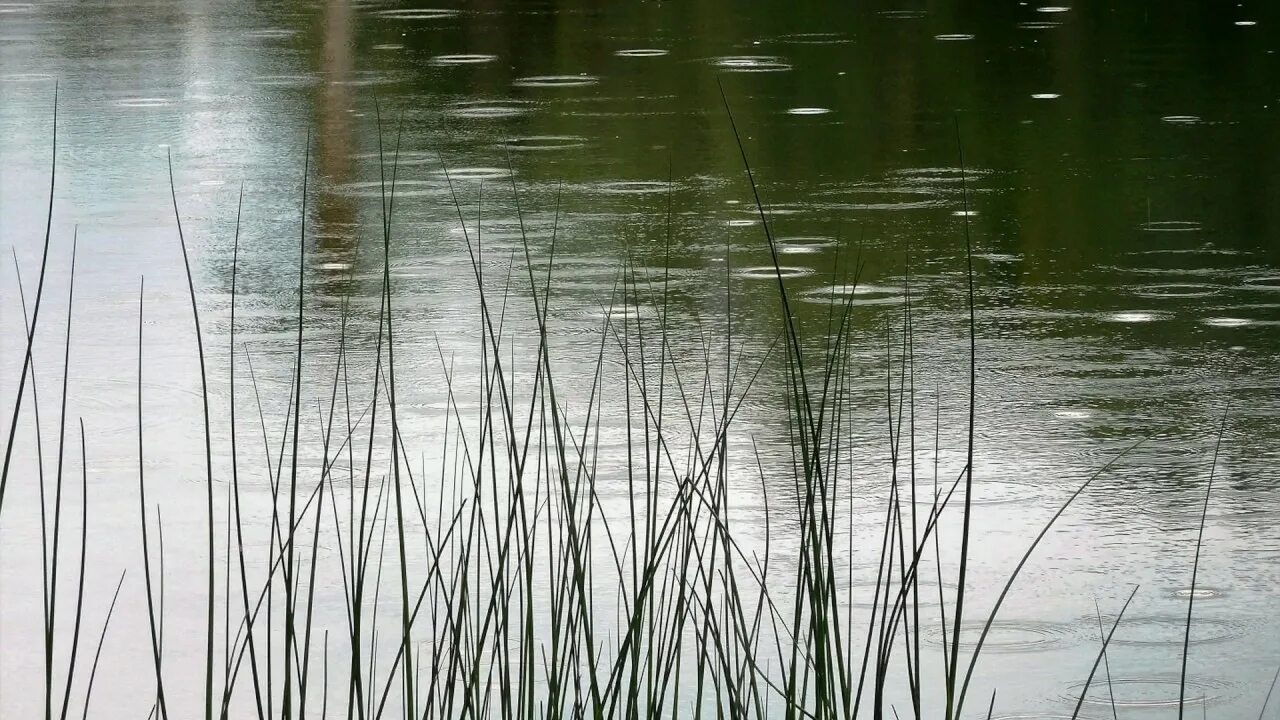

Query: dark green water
1;1;1278;717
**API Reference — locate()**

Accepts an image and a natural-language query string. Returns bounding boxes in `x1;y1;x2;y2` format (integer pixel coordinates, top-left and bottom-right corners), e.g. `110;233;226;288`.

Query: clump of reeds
0;87;1271;720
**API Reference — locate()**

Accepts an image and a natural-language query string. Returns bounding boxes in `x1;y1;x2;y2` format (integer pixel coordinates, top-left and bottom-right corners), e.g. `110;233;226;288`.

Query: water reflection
1;0;1278;717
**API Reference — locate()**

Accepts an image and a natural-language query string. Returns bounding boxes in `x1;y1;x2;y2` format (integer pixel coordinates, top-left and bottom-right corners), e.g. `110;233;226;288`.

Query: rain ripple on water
713;56;792;72
925;621;1074;653
775;32;850;45
614;48;668;58
375;8;460;20
446;99;533;119
1140;220;1201;232
1065;675;1232;710
512;74;599;88
431;54;498;66
734;266;815;280
798;283;903;306
499;135;588;152
1094;613;1247;646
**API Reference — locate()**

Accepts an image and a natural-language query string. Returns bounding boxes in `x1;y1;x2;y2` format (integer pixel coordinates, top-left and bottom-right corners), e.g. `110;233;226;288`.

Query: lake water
1;1;1279;718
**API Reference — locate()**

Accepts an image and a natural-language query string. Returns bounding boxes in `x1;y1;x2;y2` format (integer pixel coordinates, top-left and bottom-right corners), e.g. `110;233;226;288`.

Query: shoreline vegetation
1;89;1275;720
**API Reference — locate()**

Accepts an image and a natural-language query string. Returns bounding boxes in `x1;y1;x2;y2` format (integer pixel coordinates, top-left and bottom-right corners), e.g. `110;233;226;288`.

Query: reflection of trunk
317;0;356;257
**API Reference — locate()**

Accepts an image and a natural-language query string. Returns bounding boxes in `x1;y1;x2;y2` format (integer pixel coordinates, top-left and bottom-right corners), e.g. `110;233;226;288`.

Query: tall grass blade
80;570;126;720
1071;585;1139;720
1180;407;1229;720
166;150;217;720
0;83;57;516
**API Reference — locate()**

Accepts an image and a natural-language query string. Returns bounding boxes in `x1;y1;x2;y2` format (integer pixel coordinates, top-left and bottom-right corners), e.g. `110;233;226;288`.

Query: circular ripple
446;100;531;119
437;166;509;182
1162;115;1201;125
1202;317;1253;328
115;97;172;108
1130;283;1220;299
727;218;758;227
1;72;55;83
1243;276;1280;290
1140;220;1201;232
823;190;944;211
0;2;33;11
787;107;831;115
349;150;439;167
513;74;598;88
246;28;296;40
799;283;903;306
976;253;1021;263
954;479;1041;505
1017;21;1061;29
776;237;836;255
595;181;671;195
335;179;441;198
1098;614;1244;647
1032;93;1061;99
376;8;459;20
614;48;668;57
431;54;497;65
500;135;587;151
848;580;955;608
775;32;850;45
1170;586;1225;600
1103;311;1166;323
935;33;975;41
735;266;814;280
713;56;792;72
249;75;320;87
877;9;926;19
1066;676;1230;709
991;715;1078;720
925;621;1071;653
582;305;657;323
1037;5;1071;12
328;72;392;88
891;166;991;183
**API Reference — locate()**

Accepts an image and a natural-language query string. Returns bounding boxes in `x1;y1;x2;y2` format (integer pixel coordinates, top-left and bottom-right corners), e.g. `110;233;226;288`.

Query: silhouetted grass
0;88;1269;720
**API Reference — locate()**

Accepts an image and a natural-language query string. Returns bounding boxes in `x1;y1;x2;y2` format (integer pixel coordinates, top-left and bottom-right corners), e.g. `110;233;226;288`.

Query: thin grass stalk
55;417;90;720
44;228;77;720
953;434;1156;716
946;117;978;720
1070;585;1139;720
1257;664;1280;720
12;254;52;719
223;183;267;720
1179;407;1229;720
1093;600;1118;720
373;102;416;720
0;84;57;517
166;150;217;720
80;570;126;720
135;277;169;720
283;131;311;720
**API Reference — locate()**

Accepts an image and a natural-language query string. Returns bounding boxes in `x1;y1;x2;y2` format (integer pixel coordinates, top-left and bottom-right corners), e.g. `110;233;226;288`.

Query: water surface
1;1;1278;717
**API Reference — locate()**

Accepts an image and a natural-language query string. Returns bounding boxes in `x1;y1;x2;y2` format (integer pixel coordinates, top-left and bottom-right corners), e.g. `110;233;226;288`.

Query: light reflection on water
1;0;1279;717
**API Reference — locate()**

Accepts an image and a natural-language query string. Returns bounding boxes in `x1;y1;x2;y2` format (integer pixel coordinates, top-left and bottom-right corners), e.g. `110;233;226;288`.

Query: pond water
1;1;1279;718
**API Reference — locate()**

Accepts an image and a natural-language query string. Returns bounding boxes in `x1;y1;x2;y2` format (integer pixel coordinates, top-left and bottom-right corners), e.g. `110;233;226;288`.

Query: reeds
0;88;1267;720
